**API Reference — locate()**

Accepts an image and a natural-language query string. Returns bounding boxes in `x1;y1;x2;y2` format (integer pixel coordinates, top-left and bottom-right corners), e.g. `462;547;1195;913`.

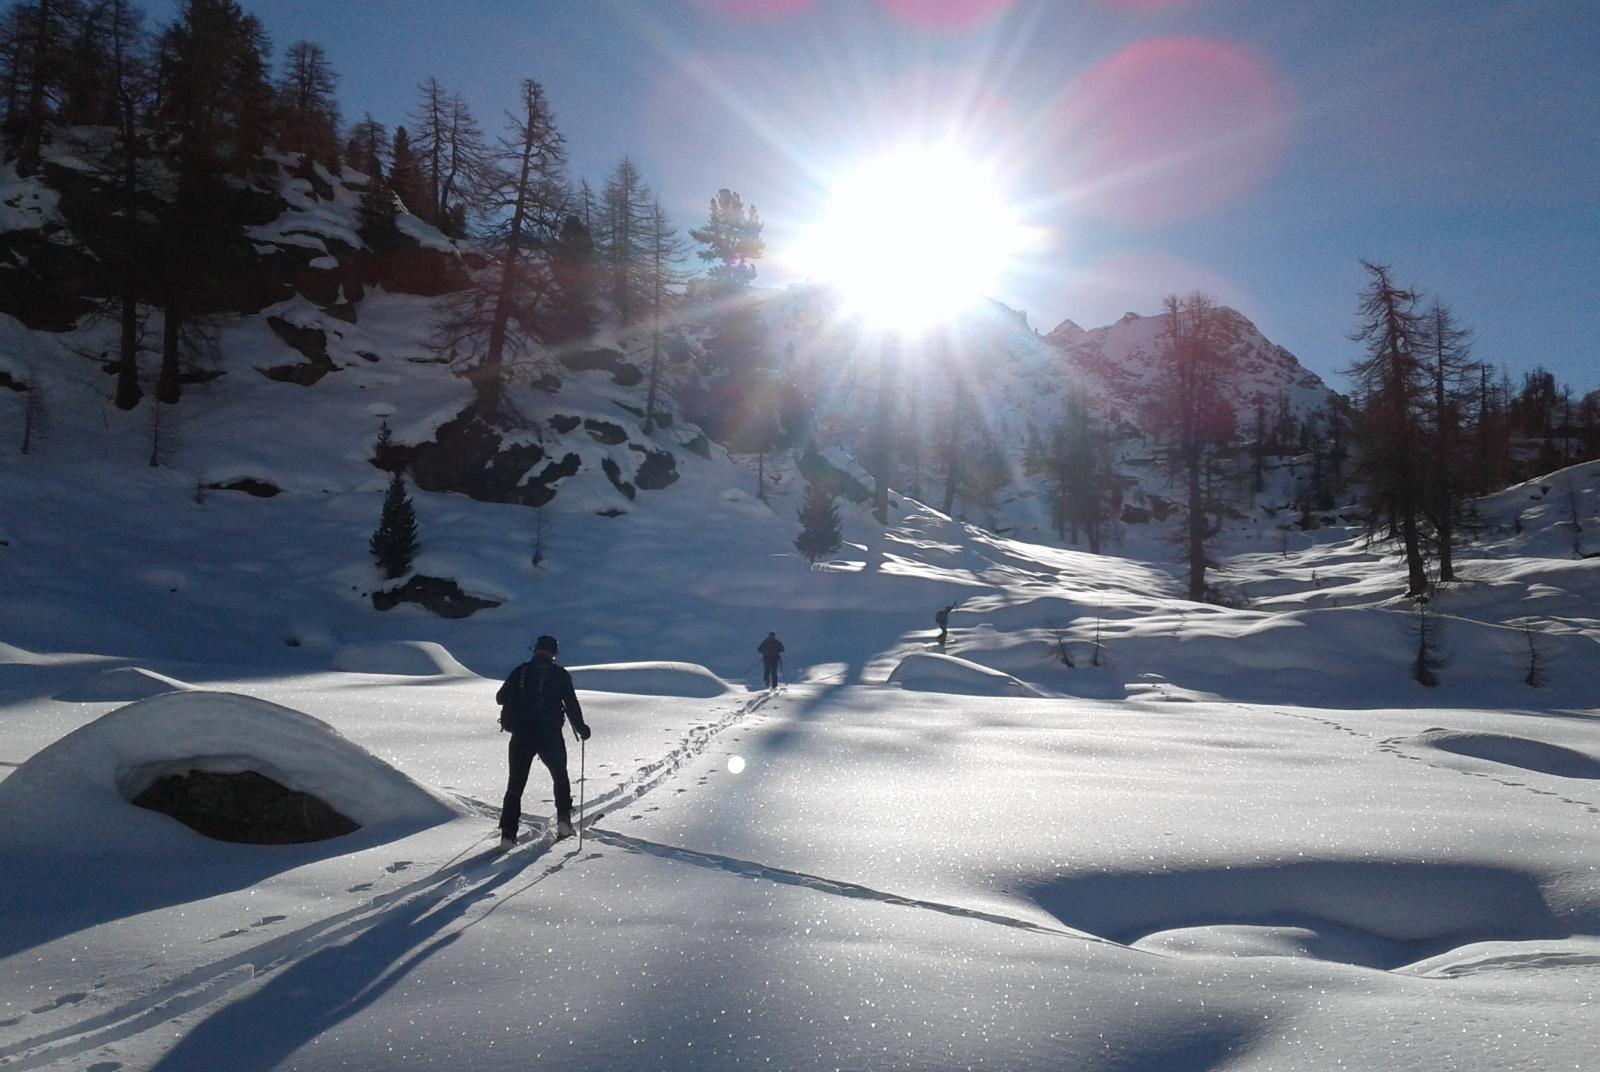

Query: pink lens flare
691;0;815;21
1052;37;1291;227
877;0;1014;32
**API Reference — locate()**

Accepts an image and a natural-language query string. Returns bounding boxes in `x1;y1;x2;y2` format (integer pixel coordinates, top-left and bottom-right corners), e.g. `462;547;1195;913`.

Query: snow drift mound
568;661;732;697
887;652;1042;697
53;665;192;702
332;640;474;677
1403;728;1600;779
0;690;459;855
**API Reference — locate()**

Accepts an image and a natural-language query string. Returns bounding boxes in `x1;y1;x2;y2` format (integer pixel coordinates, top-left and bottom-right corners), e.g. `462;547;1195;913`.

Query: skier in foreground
935;602;955;647
497;634;591;846
757;631;785;689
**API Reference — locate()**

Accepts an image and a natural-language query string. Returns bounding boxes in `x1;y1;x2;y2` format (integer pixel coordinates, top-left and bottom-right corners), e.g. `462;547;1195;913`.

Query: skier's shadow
147;848;571;1072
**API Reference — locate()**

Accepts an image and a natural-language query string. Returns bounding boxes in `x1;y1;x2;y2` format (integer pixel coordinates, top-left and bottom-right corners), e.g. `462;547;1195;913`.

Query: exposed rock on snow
132;768;359;843
568;661;733;697
887;652;1043;696
53;665;192;702
331;640;475;677
371;575;502;618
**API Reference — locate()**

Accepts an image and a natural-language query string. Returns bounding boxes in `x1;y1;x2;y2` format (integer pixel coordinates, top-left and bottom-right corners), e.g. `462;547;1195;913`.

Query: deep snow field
3;301;1600;1071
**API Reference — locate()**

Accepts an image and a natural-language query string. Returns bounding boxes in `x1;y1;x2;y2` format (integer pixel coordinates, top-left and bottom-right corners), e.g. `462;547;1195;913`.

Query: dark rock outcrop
132;769;358;844
632;448;680;491
372;574;501;618
259;316;338;385
602;458;637;500
205;478;281;497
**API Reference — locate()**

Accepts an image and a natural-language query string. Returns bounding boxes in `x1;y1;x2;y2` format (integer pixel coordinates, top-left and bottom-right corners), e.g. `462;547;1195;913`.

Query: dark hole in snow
131;769;359;844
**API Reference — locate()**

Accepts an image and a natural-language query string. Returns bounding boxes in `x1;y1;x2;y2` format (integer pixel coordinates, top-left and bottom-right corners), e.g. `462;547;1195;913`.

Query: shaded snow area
3;284;1600;1069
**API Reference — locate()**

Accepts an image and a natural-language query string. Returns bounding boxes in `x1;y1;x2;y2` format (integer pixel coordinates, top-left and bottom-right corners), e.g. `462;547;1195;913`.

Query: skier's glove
576;723;592;741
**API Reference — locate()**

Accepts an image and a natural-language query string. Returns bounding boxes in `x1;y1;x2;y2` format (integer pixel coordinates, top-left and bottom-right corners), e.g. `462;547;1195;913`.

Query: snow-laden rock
0;691;458;853
886;652;1042;696
568;661;732;697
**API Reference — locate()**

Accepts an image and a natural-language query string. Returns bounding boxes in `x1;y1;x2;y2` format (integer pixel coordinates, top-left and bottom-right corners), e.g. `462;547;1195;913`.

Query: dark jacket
757;636;784;662
497;659;587;736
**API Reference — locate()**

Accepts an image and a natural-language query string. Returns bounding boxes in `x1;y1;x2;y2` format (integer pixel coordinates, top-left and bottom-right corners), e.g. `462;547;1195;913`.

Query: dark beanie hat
534;634;559;654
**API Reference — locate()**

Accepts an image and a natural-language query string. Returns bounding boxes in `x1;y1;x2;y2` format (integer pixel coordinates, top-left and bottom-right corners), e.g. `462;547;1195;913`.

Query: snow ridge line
587;827;1132;952
0;690;780;1068
0;842;568;1069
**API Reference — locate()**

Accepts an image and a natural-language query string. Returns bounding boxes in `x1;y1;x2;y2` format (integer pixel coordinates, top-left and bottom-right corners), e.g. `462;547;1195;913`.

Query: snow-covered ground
3;284;1599;1068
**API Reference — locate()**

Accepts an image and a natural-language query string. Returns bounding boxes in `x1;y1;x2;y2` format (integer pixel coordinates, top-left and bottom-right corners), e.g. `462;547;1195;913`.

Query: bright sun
798;144;1030;334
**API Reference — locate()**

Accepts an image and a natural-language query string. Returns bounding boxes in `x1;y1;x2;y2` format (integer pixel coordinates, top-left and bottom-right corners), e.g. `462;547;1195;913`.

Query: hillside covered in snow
4;113;1600;1072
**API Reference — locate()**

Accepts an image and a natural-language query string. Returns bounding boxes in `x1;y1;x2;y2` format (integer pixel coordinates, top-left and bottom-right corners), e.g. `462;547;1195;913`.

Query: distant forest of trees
3;0;1596;602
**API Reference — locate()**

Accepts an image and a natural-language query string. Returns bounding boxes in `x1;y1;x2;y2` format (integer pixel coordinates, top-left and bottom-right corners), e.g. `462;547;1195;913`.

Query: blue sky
150;0;1597;393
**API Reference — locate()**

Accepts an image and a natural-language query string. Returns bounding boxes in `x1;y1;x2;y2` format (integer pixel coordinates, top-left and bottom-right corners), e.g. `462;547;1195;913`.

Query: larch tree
1420;299;1474;582
276;39;340;169
386;124;427;217
344;112;388;178
599;156;653;329
1347;260;1430;596
688;188;765;438
1151;291;1237;601
437;77;567;417
152;0;274;404
642;197;688;434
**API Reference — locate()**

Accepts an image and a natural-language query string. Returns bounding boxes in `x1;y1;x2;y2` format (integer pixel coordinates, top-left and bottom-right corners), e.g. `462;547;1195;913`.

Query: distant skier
757;631;785;689
934;602;956;646
496;634;591;846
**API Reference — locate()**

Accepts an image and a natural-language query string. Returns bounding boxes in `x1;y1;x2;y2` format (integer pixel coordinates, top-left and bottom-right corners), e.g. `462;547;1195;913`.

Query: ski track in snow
584;827;1128;951
0;687;783;1069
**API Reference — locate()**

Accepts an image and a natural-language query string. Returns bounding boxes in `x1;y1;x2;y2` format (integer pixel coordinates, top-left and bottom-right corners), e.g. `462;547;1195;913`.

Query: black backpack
500;662;561;732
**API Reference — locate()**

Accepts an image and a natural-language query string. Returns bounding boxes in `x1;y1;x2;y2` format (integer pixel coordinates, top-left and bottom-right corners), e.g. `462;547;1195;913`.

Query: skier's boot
555;815;575;840
497;830;517;852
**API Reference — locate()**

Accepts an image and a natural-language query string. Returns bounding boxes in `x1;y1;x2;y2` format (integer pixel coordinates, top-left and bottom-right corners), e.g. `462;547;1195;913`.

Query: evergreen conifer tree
794;479;842;564
370;470;420;578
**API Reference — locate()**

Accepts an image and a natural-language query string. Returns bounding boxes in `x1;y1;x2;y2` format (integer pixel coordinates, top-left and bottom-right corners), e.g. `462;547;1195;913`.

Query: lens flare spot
878;0;1013;32
692;0;814;21
1053;37;1290;227
727;755;747;774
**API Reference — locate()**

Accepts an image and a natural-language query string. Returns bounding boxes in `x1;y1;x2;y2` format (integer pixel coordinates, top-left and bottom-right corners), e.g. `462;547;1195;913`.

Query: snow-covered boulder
0;690;458;855
886;652;1043;697
567;661;732;698
331;640;475;677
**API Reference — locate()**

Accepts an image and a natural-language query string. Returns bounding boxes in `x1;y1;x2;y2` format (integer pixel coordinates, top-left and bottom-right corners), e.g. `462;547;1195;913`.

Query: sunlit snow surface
2;278;1599;1068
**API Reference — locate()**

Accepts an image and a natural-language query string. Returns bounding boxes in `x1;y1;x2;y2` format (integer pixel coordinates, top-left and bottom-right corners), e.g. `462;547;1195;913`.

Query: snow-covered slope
4;135;1600;1072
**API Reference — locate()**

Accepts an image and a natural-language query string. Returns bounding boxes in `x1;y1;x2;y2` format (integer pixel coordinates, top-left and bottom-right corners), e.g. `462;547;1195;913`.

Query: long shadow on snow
144;845;577;1072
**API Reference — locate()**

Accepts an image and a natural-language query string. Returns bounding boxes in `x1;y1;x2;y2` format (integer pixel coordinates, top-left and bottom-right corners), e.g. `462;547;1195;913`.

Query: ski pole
578;736;586;849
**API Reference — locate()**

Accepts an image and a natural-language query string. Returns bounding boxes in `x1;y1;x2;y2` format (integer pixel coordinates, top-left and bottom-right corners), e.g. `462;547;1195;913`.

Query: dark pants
500;729;571;837
762;657;780;688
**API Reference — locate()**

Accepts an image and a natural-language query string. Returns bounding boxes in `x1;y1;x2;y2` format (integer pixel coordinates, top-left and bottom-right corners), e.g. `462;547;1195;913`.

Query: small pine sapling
794;479;842;564
531;505;549;568
1091;601;1107;667
1523;625;1548;687
1047;618;1075;668
19;374;46;454
370;471;421;578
